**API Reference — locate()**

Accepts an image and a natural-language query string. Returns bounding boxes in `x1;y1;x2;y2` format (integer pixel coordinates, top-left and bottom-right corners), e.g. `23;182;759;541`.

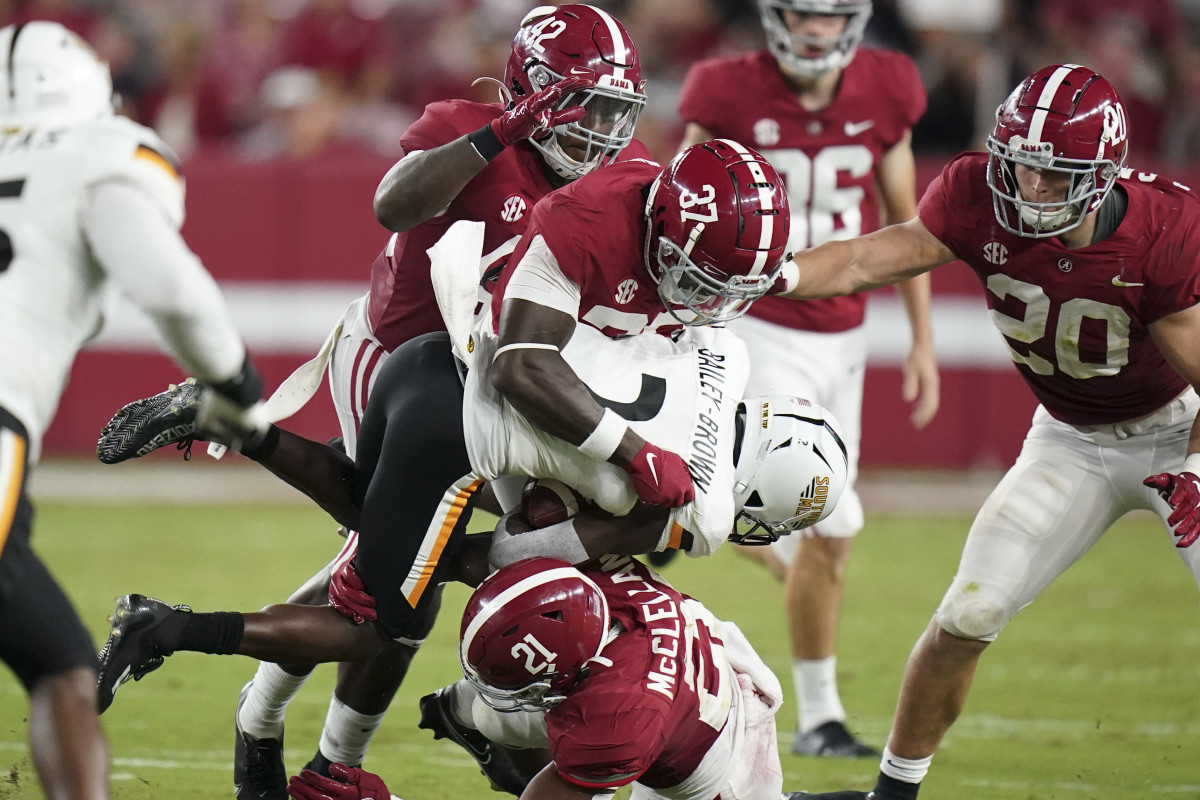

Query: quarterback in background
0;22;265;800
788;65;1200;799
676;0;940;758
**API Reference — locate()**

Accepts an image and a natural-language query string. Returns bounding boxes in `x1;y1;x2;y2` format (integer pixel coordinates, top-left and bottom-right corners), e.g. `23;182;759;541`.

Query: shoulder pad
70;117;185;228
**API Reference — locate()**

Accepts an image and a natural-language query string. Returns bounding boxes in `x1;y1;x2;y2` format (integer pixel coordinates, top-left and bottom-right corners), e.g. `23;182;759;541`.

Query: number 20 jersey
679;49;926;333
919;153;1200;425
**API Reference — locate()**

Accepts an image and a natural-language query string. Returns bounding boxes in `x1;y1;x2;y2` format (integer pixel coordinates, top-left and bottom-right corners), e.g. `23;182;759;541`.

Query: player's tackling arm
373;137;490;232
491;298;647;467
780;216;955;300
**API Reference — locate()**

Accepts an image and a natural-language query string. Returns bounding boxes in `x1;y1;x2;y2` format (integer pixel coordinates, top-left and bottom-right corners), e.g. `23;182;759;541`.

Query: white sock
795;656;845;733
317;695;387;767
879;746;932;783
238;662;311;740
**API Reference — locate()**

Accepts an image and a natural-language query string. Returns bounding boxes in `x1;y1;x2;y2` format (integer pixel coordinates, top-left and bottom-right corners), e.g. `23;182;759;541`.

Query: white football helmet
730;395;849;544
0;21;114;129
758;0;873;79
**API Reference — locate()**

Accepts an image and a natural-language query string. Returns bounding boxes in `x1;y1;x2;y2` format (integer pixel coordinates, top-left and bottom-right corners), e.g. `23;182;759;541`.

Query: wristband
468;124;505;162
578;408;627;462
1184;453;1200;475
211;356;263;409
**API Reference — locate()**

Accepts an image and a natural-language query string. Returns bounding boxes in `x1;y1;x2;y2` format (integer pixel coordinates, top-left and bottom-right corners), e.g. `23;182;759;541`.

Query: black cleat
234;681;288;800
96;594;190;713
418;688;528;795
97;378;204;464
792;720;880;758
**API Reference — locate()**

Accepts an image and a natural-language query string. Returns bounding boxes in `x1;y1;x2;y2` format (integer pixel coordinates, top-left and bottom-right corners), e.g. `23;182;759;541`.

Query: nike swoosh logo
646;452;659;486
1111;276;1144;287
844;119;875;136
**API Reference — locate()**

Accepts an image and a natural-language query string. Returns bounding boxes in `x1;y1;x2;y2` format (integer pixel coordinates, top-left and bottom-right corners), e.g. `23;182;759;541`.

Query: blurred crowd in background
7;0;1200;168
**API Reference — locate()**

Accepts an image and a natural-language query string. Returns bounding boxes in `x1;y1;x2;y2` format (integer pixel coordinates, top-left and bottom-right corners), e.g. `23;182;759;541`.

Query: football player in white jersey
0;22;265;800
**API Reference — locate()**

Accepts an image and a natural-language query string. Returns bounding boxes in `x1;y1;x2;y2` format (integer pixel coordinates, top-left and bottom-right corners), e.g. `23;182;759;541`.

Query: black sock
177;612;245;654
874;772;921;800
306;749;336;777
239;424;280;461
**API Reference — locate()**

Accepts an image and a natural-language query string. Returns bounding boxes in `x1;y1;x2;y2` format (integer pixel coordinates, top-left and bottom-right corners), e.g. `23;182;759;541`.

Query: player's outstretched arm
782;217;955;300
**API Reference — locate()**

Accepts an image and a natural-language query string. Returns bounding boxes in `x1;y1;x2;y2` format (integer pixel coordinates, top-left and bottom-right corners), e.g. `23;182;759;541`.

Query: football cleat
95;594;190;714
418;689;529;795
792;720;880;758
97;378;203;464
784;792;872;799
234;681;289;800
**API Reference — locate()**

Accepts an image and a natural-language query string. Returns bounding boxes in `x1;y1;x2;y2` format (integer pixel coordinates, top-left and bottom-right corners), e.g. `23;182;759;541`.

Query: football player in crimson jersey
0;23;267;800
228;5;652;794
288;557;809;800
676;0;941;760
779;65;1200;799
92;139;796;793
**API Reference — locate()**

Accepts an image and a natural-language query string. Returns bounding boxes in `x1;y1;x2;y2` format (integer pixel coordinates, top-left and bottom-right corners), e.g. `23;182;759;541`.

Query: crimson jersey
548;556;731;789
367;99;652;351
920;154;1200;425
490;158;687;340
679;49;925;332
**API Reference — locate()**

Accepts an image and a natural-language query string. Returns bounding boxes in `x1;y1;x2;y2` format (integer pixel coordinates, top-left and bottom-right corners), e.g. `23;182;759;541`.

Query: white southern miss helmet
730;395;849;544
0;21;114;129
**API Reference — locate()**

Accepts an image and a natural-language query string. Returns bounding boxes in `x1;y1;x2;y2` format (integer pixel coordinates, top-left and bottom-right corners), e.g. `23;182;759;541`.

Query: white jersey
463;320;749;557
0;116;244;459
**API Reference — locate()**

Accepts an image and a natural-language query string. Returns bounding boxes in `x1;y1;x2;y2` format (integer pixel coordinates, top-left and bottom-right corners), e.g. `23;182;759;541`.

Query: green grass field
2;500;1199;799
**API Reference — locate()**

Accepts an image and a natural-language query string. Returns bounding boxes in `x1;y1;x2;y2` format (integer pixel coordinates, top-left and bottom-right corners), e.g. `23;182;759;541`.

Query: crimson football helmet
503;4;646;179
643;139;790;326
460;557;611;712
0;21;114;128
986;64;1129;238
729;396;849;544
758;0;873;78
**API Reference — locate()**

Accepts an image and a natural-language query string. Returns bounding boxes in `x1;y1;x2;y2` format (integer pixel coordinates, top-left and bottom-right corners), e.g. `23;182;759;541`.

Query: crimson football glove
287;764;391;800
490;75;593;148
1144;470;1200;548
328;559;377;624
624;441;695;508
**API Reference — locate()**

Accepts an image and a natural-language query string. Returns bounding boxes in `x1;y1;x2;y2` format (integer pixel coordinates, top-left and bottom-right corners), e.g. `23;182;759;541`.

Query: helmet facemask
986;134;1118;238
758;0;872;79
524;64;645;180
646;230;775;326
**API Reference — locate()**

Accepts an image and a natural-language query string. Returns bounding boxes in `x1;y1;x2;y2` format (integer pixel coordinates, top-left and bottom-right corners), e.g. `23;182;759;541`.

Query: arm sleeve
504;234;583;318
81;180;246;384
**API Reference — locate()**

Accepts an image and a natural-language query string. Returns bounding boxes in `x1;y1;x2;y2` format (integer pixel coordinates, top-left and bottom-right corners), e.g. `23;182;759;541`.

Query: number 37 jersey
0;117;185;453
920;153;1200;425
